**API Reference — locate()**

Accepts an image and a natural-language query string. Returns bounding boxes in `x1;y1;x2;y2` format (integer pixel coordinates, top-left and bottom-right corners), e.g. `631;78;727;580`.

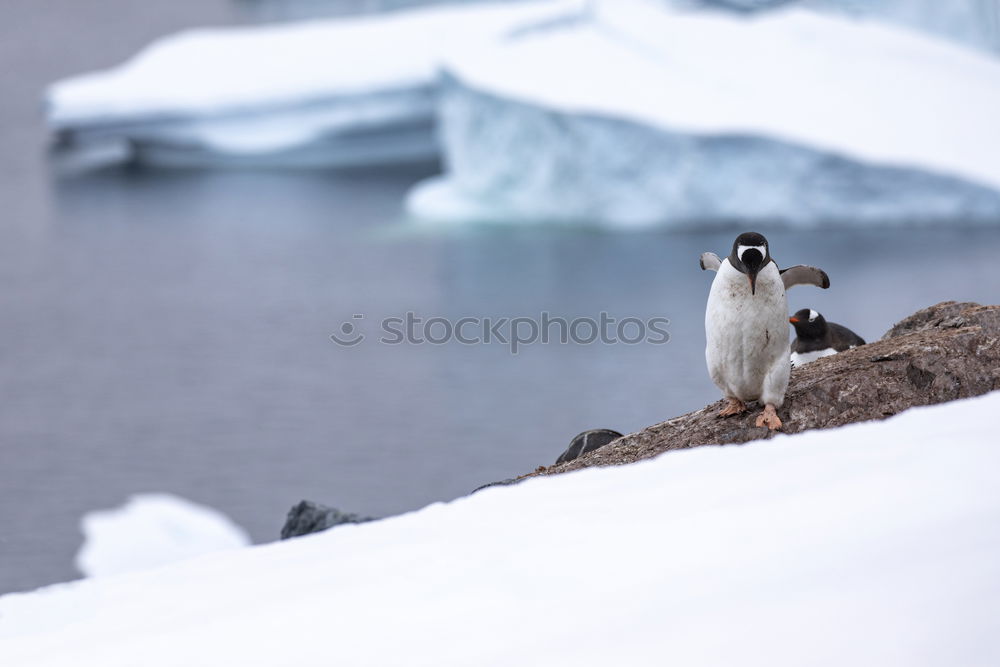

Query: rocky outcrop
533;302;1000;476
281;501;375;540
291;303;1000;513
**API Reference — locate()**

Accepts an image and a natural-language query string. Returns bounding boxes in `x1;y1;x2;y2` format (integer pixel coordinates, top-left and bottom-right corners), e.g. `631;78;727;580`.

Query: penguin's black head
789;308;827;339
729;232;771;295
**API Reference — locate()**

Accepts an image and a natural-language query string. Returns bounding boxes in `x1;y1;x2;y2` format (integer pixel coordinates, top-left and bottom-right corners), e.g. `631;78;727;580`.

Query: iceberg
47;1;583;167
408;0;1000;227
766;0;1000;55
2;392;1000;665
75;494;250;578
666;1;1000;54
47;0;1000;224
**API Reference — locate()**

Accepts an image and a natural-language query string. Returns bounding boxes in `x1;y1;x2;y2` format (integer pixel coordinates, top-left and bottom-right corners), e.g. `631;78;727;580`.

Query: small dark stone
281;500;375;540
555;429;624;465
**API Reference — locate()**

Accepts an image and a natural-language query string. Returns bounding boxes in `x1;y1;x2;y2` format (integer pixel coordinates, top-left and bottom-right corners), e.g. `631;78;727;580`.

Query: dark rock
281;500;375;539
472;429;625;493
555;429;624;465
527;302;1000;477
471;478;522;494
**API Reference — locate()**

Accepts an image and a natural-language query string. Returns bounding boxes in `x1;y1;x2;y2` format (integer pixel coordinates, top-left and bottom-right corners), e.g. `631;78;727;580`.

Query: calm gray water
2;0;999;595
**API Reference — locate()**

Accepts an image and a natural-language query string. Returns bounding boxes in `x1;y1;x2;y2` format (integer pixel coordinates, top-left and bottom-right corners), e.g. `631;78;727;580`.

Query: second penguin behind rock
789;308;865;367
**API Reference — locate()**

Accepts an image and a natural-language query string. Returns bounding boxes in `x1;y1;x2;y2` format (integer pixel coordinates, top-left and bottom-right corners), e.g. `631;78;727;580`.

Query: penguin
789;308;865;367
701;232;829;430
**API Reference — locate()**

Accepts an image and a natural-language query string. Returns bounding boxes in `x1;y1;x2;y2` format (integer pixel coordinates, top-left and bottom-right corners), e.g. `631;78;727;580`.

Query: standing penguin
789;309;865;367
700;232;829;430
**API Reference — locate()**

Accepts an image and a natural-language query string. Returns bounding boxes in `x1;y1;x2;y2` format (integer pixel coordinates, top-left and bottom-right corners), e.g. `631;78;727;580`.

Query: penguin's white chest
790;348;837;367
705;260;789;403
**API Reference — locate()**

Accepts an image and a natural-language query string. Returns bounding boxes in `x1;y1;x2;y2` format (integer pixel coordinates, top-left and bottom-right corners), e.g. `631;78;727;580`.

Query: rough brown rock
532;301;1000;477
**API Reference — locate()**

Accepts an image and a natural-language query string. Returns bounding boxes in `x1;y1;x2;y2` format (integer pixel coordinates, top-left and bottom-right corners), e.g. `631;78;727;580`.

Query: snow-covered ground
47;1;582;167
2;392;999;666
409;0;1000;226
75;494;250;578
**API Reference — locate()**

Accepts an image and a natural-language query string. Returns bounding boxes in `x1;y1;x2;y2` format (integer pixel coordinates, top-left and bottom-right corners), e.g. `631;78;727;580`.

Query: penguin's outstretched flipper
780;265;830;290
700;252;722;272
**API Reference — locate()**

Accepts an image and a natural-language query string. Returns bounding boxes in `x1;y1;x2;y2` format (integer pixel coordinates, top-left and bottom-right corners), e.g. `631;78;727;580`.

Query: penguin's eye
808;310;819;322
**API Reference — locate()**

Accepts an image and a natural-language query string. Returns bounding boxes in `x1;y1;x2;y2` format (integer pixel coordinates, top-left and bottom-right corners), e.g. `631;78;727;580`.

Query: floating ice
47;1;583;167
47;0;1000;223
408;0;1000;226
75;494;250;578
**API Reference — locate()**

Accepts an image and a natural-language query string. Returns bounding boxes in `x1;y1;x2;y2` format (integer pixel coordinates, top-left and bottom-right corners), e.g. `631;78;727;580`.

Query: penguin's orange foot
755;404;782;430
718;398;747;417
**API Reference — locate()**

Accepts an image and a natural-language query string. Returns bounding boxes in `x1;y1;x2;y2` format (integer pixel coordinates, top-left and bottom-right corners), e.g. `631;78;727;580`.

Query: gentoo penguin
701;232;829;430
789;309;865;367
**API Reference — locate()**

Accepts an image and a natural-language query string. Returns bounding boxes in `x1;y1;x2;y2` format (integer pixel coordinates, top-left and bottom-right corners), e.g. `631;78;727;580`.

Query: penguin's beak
747;273;758;295
789;316;799;324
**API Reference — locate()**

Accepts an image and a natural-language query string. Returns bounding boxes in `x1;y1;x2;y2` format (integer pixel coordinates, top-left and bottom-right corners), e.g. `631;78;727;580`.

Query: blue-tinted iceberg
407;0;1000;226
47;1;583;167
765;0;1000;55
666;0;1000;54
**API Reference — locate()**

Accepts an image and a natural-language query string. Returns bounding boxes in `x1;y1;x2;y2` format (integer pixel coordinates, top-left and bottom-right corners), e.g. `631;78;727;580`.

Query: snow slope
2;392;999;666
409;0;1000;226
75;494;250;578
47;1;582;166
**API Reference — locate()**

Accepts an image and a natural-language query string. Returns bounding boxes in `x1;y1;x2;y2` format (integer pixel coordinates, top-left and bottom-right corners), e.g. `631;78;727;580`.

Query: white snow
3;392;1000;666
74;494;250;579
